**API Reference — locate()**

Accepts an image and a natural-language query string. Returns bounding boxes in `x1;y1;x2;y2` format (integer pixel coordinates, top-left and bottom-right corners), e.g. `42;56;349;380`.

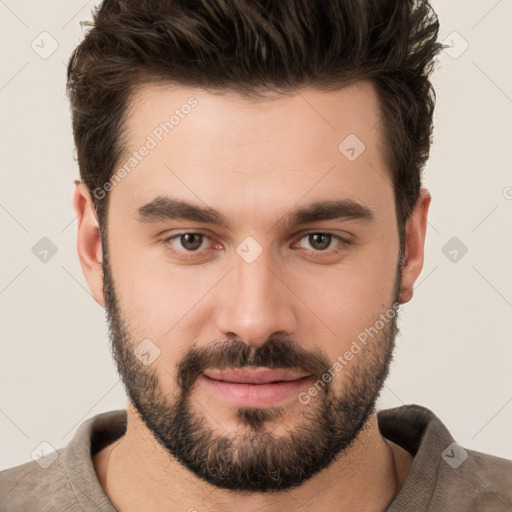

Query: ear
73;182;105;307
399;188;431;304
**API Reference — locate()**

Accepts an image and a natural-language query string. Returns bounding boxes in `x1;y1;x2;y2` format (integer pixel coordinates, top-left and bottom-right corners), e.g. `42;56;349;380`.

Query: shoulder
425;446;512;511
379;404;512;511
451;447;512;507
0;449;81;512
0;409;126;512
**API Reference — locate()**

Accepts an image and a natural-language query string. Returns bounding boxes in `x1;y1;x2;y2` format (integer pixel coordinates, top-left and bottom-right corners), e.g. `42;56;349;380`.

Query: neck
94;405;412;512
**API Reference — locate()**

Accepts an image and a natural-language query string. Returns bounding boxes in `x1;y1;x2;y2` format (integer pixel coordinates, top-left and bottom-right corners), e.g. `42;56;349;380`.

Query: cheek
293;246;398;356
116;267;200;331
108;237;217;357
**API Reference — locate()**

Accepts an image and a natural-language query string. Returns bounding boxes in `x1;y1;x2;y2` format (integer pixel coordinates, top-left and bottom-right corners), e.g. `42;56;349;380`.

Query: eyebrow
135;195;374;229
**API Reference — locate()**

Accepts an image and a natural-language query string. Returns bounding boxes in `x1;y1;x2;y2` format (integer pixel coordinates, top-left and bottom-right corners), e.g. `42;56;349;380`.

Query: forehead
109;80;394;228
123;80;384;160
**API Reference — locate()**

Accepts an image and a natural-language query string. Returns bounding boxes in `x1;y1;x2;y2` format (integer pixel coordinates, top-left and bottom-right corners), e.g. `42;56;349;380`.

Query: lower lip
200;374;311;408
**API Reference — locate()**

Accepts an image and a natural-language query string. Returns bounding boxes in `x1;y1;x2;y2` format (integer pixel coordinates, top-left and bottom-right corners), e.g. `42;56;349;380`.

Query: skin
73;79;429;511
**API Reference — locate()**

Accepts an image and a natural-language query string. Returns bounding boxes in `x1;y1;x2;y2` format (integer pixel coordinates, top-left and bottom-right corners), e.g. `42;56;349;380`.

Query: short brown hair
66;0;443;258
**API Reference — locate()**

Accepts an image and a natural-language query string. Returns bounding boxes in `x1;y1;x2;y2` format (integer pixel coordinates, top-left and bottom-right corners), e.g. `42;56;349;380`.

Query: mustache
176;337;332;391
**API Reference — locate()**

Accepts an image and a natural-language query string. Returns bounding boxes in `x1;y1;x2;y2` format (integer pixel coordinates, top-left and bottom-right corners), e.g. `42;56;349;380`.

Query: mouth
202;367;311;384
200;368;312;408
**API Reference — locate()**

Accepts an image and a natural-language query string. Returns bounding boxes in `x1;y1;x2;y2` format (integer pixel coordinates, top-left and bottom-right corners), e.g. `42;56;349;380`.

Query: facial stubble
101;230;403;492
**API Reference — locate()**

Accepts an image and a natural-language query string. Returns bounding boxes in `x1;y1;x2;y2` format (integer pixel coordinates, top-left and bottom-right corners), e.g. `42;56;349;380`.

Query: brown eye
162;232;213;260
294;232;352;259
307;233;332;251
178;233;204;251
298;233;338;251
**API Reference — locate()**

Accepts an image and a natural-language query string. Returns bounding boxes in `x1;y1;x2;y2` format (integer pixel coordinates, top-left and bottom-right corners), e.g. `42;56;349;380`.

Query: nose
214;246;298;348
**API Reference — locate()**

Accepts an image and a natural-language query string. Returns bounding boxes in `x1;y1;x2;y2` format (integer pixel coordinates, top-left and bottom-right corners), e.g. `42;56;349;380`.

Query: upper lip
203;368;310;384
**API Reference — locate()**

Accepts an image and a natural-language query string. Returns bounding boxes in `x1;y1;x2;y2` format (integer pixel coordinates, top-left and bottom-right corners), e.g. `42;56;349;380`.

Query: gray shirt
1;404;511;511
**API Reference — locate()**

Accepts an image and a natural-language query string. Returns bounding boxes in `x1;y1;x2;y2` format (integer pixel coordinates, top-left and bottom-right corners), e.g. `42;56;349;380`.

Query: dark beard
101;230;402;492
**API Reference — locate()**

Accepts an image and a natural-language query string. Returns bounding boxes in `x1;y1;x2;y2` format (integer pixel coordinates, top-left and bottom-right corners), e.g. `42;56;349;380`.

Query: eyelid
161;229;352;259
292;231;352;253
294;229;353;242
162;231;217;259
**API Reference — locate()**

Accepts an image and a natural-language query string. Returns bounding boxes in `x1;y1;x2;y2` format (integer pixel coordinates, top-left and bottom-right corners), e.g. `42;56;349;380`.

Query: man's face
101;81;403;491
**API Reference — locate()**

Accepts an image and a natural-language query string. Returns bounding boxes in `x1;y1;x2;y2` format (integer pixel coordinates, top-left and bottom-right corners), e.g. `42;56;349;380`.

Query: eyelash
161;231;352;261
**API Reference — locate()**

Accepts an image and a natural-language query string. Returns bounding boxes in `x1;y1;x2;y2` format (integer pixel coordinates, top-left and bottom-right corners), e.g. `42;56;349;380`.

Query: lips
203;368;310;384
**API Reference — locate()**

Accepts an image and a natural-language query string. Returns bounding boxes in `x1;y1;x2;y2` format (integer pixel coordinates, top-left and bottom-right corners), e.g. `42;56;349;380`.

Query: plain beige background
1;0;511;470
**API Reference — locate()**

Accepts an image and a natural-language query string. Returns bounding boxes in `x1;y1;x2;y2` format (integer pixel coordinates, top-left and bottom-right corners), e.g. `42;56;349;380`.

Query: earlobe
398;188;431;304
73;182;105;307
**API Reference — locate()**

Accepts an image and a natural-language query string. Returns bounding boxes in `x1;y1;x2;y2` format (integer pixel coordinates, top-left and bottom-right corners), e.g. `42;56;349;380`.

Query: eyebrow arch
135;195;374;229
